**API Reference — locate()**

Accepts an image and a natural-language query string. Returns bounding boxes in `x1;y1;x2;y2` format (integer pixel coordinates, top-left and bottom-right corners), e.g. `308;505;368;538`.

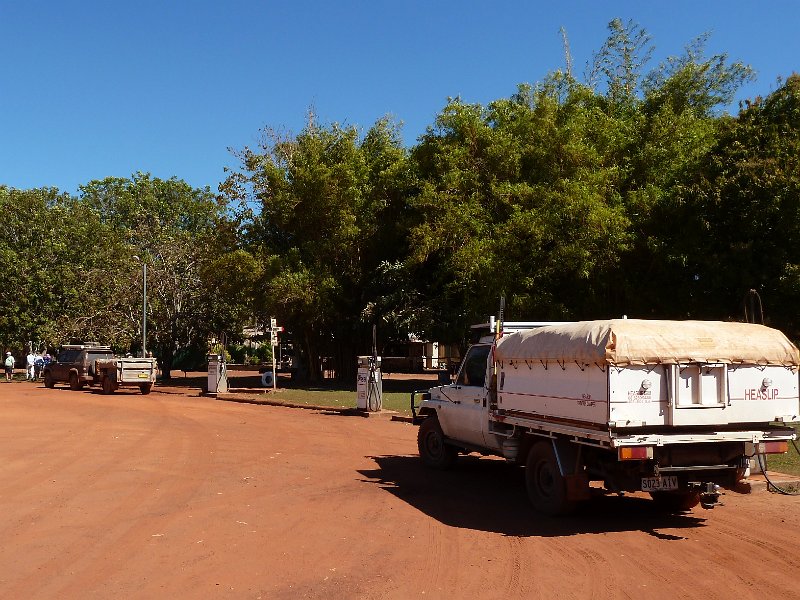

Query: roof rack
471;319;573;344
62;343;112;350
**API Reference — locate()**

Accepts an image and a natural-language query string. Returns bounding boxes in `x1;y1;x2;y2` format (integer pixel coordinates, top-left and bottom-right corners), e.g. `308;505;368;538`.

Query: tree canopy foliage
0;174;236;377
78;173;235;376
3;20;800;381
221;117;413;378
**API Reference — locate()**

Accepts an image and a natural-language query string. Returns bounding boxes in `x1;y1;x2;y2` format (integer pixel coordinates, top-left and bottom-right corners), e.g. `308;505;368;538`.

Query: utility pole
133;256;148;357
142;262;147;357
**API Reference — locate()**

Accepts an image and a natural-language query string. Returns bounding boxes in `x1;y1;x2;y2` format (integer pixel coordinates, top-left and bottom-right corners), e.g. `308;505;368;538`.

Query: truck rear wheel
102;376;115;395
140;383;153;395
650;491;701;512
525;442;575;516
417;416;456;469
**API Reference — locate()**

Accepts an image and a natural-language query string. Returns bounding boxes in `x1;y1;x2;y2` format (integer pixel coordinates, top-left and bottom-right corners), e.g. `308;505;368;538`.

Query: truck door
52;349;73;381
437;344;492;448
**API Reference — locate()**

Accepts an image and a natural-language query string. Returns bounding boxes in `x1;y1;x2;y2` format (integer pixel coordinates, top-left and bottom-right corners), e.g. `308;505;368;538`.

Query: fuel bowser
207;353;228;394
356;354;382;411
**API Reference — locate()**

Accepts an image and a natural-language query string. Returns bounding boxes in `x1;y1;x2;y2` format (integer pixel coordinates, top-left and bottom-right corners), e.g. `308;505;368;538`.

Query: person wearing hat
26;350;36;380
4;351;15;382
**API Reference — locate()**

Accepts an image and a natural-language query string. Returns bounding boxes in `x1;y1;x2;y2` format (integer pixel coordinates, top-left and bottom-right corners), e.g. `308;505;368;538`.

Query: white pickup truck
412;319;800;514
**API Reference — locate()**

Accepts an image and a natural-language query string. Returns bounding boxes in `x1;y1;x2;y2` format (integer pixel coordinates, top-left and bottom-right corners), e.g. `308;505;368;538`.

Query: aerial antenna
496;295;506;339
743;289;764;324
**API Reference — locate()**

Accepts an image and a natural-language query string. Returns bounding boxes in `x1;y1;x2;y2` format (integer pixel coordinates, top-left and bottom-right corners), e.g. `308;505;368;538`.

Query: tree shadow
156;371;438;395
262;375;437;394
358;455;706;538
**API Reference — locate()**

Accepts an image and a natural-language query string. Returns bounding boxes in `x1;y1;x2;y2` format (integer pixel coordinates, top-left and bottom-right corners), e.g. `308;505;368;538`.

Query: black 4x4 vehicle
43;343;113;390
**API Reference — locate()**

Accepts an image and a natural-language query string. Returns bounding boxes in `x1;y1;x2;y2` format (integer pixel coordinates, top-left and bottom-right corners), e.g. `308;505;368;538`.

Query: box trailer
95;357;157;395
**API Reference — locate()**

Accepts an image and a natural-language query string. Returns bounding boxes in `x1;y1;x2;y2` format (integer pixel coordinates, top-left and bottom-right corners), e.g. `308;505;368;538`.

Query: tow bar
690;482;721;509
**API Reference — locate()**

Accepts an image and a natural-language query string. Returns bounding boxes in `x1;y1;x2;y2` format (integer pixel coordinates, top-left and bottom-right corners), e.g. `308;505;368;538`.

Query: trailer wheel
69;373;83;391
525;442;575;516
417;416;456;469
650;491;700;512
102;376;115;395
140;383;153;395
44;372;54;389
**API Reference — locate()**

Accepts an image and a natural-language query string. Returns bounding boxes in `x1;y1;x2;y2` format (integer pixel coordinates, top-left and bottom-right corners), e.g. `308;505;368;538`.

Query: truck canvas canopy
494;319;800;367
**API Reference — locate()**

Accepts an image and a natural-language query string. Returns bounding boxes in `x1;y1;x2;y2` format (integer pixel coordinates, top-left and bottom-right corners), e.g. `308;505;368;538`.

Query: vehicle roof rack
62;343;112;350
471;320;573;344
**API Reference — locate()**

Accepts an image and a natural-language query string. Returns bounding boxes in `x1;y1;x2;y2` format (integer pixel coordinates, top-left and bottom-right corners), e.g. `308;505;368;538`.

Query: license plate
137;373;149;378
641;476;678;492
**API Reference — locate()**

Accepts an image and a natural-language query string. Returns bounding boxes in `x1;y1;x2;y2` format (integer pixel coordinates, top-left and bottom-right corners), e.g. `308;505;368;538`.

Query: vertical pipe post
143;262;147;357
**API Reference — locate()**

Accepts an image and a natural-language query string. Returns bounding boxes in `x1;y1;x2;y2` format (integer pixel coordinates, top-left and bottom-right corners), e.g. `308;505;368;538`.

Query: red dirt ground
0;379;798;599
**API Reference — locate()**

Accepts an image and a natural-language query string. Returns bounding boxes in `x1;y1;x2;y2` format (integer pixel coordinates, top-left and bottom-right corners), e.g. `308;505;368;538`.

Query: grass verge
268;388;414;414
196;372;438;416
766;423;800;476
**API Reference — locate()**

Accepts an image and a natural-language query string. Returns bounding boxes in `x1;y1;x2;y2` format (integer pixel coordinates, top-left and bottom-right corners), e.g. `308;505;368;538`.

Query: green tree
80;173;240;376
588;18;654;109
223;116;412;380
690;75;800;333
406;20;757;335
612;35;754;318
0;186;130;353
408;77;632;339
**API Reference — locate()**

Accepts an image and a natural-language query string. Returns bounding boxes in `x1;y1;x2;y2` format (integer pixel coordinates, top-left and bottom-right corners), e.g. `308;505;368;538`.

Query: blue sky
2;1;798;195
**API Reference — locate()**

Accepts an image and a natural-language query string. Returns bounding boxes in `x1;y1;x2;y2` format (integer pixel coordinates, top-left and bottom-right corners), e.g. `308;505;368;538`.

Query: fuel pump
207;336;228;394
356;325;382;411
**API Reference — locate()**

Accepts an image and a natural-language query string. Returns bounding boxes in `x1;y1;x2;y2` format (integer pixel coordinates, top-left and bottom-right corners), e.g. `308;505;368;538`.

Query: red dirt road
0;381;798;599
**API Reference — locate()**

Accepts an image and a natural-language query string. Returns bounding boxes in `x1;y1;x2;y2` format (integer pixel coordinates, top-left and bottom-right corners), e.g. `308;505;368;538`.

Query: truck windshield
456;345;491;387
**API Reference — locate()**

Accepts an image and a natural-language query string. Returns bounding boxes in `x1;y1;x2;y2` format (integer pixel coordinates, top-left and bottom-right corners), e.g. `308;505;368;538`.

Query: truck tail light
758;441;789;454
618;446;653;460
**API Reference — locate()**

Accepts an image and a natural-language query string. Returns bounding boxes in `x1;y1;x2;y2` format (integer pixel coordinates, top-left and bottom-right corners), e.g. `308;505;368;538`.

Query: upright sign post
268;317;283;391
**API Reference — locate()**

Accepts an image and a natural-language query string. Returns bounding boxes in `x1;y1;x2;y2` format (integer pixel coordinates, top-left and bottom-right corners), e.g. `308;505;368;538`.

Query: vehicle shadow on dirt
358;455;707;538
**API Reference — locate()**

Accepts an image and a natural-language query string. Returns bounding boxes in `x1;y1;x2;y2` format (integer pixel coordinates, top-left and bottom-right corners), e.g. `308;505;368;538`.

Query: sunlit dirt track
0;380;798;599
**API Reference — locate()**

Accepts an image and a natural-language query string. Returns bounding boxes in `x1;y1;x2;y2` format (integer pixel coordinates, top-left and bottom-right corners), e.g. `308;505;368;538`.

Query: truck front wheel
525;442;575;516
44;372;54;389
417;416;457;469
69;373;83;391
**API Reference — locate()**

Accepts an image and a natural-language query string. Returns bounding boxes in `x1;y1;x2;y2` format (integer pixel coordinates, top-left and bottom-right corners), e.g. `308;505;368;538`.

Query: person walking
4;351;15;382
26;351;35;380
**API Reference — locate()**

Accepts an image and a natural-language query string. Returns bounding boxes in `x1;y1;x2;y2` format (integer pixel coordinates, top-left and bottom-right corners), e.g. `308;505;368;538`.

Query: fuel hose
755;439;800;496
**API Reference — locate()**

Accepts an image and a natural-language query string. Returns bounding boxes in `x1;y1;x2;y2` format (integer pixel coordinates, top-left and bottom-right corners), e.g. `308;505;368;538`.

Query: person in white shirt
26;352;36;380
4;352;15;382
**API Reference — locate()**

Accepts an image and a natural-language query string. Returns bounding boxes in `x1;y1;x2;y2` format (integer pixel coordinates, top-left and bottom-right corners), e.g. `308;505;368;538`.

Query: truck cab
418;323;562;455
424;343;498;451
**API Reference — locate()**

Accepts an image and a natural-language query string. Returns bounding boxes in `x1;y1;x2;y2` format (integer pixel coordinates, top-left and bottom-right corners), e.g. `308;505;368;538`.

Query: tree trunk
334;339;357;383
156;342;174;380
303;327;321;383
